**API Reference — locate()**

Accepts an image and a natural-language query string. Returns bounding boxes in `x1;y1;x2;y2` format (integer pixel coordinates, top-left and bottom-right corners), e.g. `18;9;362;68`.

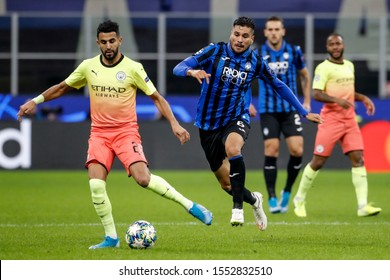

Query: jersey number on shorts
294;113;302;126
132;142;141;155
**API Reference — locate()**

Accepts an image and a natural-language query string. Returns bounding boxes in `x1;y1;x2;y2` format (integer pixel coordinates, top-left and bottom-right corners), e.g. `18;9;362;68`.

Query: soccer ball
125;220;157;249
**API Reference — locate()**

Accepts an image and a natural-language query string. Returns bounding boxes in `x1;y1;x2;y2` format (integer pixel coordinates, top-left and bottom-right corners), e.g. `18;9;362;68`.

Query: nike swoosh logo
294;164;302;169
93;200;105;205
221;57;230;61
264;166;276;170
229;173;240;177
304;175;313;181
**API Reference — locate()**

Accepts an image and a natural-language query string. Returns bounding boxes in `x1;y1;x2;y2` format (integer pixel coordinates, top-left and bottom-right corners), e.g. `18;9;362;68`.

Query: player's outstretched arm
271;79;322;123
17;81;73;121
149;91;190;145
186;69;211;84
173;56;211;84
305;112;323;124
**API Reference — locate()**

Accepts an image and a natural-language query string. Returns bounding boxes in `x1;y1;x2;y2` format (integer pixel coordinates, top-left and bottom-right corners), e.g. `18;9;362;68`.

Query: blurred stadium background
0;0;389;171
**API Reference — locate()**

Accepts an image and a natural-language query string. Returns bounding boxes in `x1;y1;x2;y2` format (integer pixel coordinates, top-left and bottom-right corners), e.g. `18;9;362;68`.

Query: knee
264;140;279;157
290;147;303;157
265;146;279;157
130;163;152;187
225;146;241;158
134;173;151;188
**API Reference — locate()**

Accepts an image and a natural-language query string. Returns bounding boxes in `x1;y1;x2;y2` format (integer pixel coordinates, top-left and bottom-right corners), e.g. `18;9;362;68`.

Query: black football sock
229;155;246;209
284;156;302;193
224;188;256;205
263;156;277;198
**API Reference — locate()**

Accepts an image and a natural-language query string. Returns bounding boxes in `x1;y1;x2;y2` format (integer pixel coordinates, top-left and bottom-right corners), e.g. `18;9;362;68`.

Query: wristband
32;94;44;104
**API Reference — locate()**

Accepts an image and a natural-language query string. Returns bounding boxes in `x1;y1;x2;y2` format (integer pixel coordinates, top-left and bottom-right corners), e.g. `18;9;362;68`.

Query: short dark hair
327;32;344;41
97;20;120;37
233;16;255;31
265;15;284;28
326;32;344;44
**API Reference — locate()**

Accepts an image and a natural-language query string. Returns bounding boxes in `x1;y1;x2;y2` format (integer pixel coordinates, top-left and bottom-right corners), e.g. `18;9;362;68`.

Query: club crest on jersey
116;71;126;81
283;52;289;59
245;62;251;71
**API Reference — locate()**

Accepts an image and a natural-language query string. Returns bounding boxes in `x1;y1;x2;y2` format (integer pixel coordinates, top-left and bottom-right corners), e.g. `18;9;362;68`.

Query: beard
329;49;344;60
102;48;118;62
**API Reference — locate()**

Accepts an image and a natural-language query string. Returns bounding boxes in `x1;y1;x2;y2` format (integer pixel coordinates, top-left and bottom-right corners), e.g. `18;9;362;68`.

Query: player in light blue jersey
249;16;311;214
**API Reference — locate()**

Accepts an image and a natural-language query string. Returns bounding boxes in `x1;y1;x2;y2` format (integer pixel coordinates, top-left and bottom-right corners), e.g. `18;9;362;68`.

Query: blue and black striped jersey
256;40;306;114
173;42;308;130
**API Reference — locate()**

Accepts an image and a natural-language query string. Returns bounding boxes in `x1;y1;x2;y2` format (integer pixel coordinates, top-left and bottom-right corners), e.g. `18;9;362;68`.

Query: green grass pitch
0;169;389;260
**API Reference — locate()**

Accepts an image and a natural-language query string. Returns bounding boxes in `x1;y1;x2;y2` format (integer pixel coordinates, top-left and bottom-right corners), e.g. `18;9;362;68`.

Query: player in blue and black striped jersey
248;16;312;214
173;16;321;230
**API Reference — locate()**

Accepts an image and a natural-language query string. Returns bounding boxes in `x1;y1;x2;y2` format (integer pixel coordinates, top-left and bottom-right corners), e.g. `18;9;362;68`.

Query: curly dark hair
233;16;256;31
96;20;120;37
